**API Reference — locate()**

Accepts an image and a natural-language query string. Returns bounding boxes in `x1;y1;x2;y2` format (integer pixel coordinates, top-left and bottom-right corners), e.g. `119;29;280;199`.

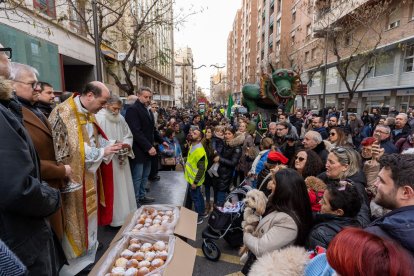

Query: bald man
49;81;124;274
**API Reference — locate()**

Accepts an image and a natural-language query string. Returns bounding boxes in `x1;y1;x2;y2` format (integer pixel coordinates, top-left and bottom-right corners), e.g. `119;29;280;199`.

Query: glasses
276;128;286;131
0;47;12;59
295;156;305;162
13;80;39;90
329;132;336;136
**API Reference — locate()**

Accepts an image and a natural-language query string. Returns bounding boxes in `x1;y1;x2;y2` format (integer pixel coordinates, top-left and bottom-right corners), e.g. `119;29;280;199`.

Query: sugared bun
151;258;165;268
147;225;160;233
165;210;173;216
140;243;152;252
129;238;139;245
115;257;129;268
125;267;138;276
138;260;151;268
121;249;134;259
153;241;166;251
137;267;149;276
128;243;141;252
111;266;126;275
144;251;156;262
157;250;168;261
126;259;139;268
132;251;145;261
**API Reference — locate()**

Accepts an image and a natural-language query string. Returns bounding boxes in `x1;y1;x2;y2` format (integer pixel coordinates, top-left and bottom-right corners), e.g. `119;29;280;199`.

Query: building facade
174;47;194;108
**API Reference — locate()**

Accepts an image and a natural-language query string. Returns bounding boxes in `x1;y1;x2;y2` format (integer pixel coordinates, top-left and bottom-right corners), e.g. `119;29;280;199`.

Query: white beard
104;109;121;123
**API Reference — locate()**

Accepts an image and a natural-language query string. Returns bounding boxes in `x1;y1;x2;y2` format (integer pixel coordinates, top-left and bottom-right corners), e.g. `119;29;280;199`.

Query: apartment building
174;47;194;108
211;69;228;105
227;9;243;102
305;0;414;114
0;0;174;101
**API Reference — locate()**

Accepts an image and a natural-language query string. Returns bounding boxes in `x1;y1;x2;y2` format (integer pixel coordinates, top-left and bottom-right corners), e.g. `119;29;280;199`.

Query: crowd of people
0;40;414;276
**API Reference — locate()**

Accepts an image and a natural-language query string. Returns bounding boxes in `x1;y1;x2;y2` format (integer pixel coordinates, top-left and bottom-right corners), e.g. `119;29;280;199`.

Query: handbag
161;157;176;166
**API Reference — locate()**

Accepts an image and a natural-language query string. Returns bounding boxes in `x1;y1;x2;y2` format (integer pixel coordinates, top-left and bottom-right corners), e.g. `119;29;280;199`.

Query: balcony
313;0;370;32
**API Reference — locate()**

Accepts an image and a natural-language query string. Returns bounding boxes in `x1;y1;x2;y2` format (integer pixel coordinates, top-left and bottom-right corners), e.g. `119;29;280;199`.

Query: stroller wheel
202;239;221;261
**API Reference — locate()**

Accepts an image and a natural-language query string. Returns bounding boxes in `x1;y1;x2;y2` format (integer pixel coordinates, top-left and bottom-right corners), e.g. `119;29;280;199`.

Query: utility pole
92;0;102;82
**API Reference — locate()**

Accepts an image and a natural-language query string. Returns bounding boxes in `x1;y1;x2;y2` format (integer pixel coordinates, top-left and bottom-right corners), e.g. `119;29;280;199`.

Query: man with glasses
373;125;398;154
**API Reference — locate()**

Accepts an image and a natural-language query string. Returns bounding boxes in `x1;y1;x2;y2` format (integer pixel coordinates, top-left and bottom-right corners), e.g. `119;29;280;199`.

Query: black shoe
140;196;155;204
197;217;204;225
149;175;160;181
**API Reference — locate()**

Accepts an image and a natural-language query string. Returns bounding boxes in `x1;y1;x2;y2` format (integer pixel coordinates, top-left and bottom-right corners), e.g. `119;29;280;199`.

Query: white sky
173;0;242;95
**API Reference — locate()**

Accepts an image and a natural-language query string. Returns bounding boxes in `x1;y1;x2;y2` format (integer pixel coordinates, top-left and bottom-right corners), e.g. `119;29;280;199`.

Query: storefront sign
362;91;391;97
396;89;414;96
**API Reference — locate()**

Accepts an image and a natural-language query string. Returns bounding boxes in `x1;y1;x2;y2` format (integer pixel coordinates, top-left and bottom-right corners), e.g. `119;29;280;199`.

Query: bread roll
151;258;164;268
153;241;166;251
132;251;145;261
126;259;139;268
115;257;128;268
125;267;138;276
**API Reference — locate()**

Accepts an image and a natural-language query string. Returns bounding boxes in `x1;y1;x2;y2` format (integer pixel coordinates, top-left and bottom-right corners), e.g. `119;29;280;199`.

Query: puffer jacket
214;134;243;191
307;214;360;250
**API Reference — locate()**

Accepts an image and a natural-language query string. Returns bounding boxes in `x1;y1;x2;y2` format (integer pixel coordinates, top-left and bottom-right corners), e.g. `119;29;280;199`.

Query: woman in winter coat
202;127;215;212
317;147;371;227
241;168;313;274
158;128;182;171
235;121;256;185
248;137;274;188
212;127;243;206
307;180;361;249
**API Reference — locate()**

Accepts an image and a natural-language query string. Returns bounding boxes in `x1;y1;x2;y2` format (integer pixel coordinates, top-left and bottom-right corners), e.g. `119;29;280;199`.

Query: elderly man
96;95;137;227
392;113;411;143
303;130;329;165
36;81;55;118
365;153;414;256
312;116;329;139
0;48;61;274
120;94;138;117
373;125;398;154
11;63;70;251
49;81;123;275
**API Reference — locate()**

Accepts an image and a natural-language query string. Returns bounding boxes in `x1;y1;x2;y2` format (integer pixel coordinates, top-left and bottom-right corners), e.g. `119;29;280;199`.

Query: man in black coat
125;87;168;204
0;52;62;274
365;153;414;256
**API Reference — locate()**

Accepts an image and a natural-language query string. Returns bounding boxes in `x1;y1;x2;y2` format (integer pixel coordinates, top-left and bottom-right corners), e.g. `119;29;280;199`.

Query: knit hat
267;151;289;164
361;137;377;146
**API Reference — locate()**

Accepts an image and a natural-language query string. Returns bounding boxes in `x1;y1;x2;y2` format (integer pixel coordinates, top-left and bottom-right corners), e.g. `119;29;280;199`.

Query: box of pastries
98;234;174;276
123;205;180;235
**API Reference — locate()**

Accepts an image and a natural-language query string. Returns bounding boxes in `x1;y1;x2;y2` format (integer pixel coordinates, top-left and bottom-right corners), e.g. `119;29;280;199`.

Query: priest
49;81;123;275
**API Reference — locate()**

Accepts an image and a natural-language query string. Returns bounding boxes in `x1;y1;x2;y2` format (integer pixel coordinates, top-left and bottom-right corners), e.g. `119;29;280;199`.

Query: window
291;34;295;46
292;10;296;23
368;53;395;77
344;34;353;46
277;0;282;13
311;48;316;60
306;24;312;37
276;40;280;53
327;67;338;84
305;51;310;62
33;0;56;18
387;7;401;30
310;71;321;87
411;1;414;20
404;45;414;72
276;19;281;35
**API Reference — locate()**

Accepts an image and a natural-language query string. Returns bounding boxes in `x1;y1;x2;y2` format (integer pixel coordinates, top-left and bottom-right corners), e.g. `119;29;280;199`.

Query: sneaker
197;217;204;225
203;212;209;218
140;196;155;204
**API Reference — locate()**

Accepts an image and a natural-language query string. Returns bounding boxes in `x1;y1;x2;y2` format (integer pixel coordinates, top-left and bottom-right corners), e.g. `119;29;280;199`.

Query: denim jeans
130;160;151;201
189;186;205;217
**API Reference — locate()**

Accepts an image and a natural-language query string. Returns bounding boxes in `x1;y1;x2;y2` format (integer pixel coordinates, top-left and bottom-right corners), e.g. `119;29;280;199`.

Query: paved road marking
225;272;243;276
196;248;241;265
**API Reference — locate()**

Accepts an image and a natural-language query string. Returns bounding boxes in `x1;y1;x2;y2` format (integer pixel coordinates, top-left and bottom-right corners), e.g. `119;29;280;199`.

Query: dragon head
271;69;299;98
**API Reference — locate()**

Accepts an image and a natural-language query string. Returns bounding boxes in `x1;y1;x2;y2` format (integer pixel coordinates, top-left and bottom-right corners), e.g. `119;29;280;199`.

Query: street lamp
92;0;102;82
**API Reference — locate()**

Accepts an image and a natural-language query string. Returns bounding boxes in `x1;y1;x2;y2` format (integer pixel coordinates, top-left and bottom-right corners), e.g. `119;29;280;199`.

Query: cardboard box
90;206;197;276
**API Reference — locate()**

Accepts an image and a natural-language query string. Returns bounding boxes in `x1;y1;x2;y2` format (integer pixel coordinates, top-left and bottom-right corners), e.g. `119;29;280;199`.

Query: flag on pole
226;94;234;118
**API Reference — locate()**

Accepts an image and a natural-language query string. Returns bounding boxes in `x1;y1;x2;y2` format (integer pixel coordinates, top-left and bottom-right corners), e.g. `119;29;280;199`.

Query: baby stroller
201;182;252;261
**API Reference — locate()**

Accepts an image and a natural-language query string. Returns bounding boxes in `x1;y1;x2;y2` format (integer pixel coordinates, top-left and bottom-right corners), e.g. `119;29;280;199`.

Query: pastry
126;259;139;268
140;243;152;252
121;249;134;259
144;251;156;261
132;251;145;261
157;250;168;261
115;257;129;268
153;241;166;251
138;260;151;268
137;267;149;276
165;210;173;216
128;243;141;252
129;238;139;245
151;258;165;268
111;266;126;275
125;267;138;276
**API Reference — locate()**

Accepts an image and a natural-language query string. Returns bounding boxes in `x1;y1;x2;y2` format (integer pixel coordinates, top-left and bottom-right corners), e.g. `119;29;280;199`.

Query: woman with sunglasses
317;147;371;227
328;127;353;148
292;149;324;179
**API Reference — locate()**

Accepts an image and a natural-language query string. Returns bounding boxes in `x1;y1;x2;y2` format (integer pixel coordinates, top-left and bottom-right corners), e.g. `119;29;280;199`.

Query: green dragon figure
242;68;300;113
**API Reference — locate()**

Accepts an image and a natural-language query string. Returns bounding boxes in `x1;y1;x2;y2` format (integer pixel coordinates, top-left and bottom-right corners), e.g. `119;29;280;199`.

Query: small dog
242;189;268;233
240;189;268;258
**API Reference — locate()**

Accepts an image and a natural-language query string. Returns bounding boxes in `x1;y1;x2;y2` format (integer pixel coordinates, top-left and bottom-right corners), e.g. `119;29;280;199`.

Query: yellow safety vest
184;143;208;186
